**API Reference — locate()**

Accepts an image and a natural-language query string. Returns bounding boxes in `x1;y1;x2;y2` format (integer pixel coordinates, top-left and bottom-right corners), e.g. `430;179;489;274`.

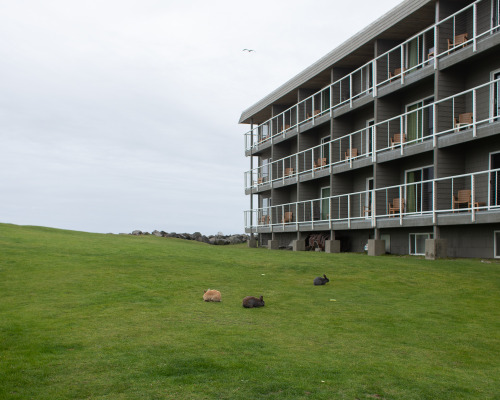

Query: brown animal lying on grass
203;289;221;302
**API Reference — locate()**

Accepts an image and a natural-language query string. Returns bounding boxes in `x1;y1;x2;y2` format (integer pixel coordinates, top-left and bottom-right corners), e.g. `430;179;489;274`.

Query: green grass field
0;223;499;399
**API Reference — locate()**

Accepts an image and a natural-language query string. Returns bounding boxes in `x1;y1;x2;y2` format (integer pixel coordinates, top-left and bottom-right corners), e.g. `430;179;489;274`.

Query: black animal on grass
242;296;265;308
313;274;329;286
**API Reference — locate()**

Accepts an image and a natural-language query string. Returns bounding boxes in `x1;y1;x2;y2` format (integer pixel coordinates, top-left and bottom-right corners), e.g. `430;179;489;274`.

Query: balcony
245;168;500;231
244;0;500;153
245;77;500;192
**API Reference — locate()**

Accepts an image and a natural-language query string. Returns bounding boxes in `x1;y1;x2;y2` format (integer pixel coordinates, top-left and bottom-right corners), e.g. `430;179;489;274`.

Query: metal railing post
400;44;405;84
433;103;437;147
432;180;436;224
473;89;477;137
473;3;477;52
471;174;476;222
399;185;403;225
371;191;376;227
349;75;353;108
347;194;351;228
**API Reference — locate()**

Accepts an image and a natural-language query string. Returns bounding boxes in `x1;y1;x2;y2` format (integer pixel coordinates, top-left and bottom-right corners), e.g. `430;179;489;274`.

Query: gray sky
0;0;402;235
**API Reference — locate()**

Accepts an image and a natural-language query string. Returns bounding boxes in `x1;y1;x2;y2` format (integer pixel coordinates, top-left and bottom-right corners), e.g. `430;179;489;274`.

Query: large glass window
321;187;331;220
406;37;419;70
491;152;500;207
409;233;432;255
406;98;434;142
493;71;500;119
260;158;271;182
406;167;434;214
320;136;330;164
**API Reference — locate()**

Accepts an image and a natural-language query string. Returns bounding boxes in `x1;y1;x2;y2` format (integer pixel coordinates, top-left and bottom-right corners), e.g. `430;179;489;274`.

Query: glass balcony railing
243;0;500;152
244;77;500;191
244;168;500;229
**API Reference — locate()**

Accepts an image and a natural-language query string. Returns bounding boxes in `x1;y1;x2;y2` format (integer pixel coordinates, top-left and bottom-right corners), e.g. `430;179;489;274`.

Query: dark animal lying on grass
242;295;265;308
313;274;329;285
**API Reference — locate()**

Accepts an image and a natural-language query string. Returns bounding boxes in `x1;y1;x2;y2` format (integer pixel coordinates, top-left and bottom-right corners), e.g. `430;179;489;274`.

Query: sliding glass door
406;167;434;213
321;187;330;220
406;98;434;142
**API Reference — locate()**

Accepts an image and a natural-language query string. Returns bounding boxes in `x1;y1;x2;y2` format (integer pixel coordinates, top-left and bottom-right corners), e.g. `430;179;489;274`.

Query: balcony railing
245;168;500;229
243;0;500;152
245;77;500;190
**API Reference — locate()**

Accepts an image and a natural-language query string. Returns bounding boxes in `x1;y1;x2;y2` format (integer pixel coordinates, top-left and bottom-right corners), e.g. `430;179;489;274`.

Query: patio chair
284;167;294;177
452;189;471;211
313;158;327;169
454;113;473;130
390;133;406;147
427;47;435;59
389;198;405;217
282;212;293;223
306;110;321;119
389;67;402;78
448;33;468;50
345;148;358;160
259;215;270;225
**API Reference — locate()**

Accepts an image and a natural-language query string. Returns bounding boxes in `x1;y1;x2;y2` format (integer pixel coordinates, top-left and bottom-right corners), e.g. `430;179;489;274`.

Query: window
406;37;420;71
365;178;374;218
261;158;271;182
406;97;434;142
320;136;330;164
321;187;331;220
366;119;374;157
259;124;269;141
495;231;500;258
492;70;500;120
409;233;433;255
406;166;434;213
490;152;500;207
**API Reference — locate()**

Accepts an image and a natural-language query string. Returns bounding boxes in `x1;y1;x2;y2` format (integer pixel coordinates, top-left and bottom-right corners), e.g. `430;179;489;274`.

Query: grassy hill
0;223;499;399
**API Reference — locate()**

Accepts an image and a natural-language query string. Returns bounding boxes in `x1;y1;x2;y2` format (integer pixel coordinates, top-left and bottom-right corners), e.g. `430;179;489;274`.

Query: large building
240;0;500;258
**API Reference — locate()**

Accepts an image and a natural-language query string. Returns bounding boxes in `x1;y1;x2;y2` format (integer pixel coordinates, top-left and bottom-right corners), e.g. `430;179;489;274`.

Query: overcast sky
0;0;402;235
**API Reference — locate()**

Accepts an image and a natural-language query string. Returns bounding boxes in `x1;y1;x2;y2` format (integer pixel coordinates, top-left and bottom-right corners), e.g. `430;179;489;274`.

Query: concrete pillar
268;240;279;250
292;240;306;251
324;240;341;253
368;239;386;256
248;237;257;248
425;239;447;260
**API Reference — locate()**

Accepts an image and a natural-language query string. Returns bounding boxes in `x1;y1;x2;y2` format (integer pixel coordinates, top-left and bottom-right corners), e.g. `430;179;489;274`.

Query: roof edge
239;0;433;124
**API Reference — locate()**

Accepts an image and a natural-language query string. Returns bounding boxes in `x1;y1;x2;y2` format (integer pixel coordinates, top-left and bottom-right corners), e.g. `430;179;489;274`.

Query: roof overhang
239;0;441;125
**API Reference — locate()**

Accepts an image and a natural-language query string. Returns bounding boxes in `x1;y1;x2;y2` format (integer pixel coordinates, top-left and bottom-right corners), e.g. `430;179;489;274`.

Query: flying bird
243;49;255;52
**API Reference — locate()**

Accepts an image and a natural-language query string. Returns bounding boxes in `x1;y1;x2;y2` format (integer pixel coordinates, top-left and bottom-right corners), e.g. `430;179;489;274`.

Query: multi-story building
240;0;500;258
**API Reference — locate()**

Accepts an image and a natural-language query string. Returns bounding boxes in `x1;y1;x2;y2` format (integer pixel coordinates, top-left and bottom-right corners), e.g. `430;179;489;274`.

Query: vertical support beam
372;125;377;162
250;119;254;234
372;61;377;97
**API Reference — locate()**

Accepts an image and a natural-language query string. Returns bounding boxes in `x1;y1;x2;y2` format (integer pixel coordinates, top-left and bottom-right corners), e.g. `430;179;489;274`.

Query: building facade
240;0;500;258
